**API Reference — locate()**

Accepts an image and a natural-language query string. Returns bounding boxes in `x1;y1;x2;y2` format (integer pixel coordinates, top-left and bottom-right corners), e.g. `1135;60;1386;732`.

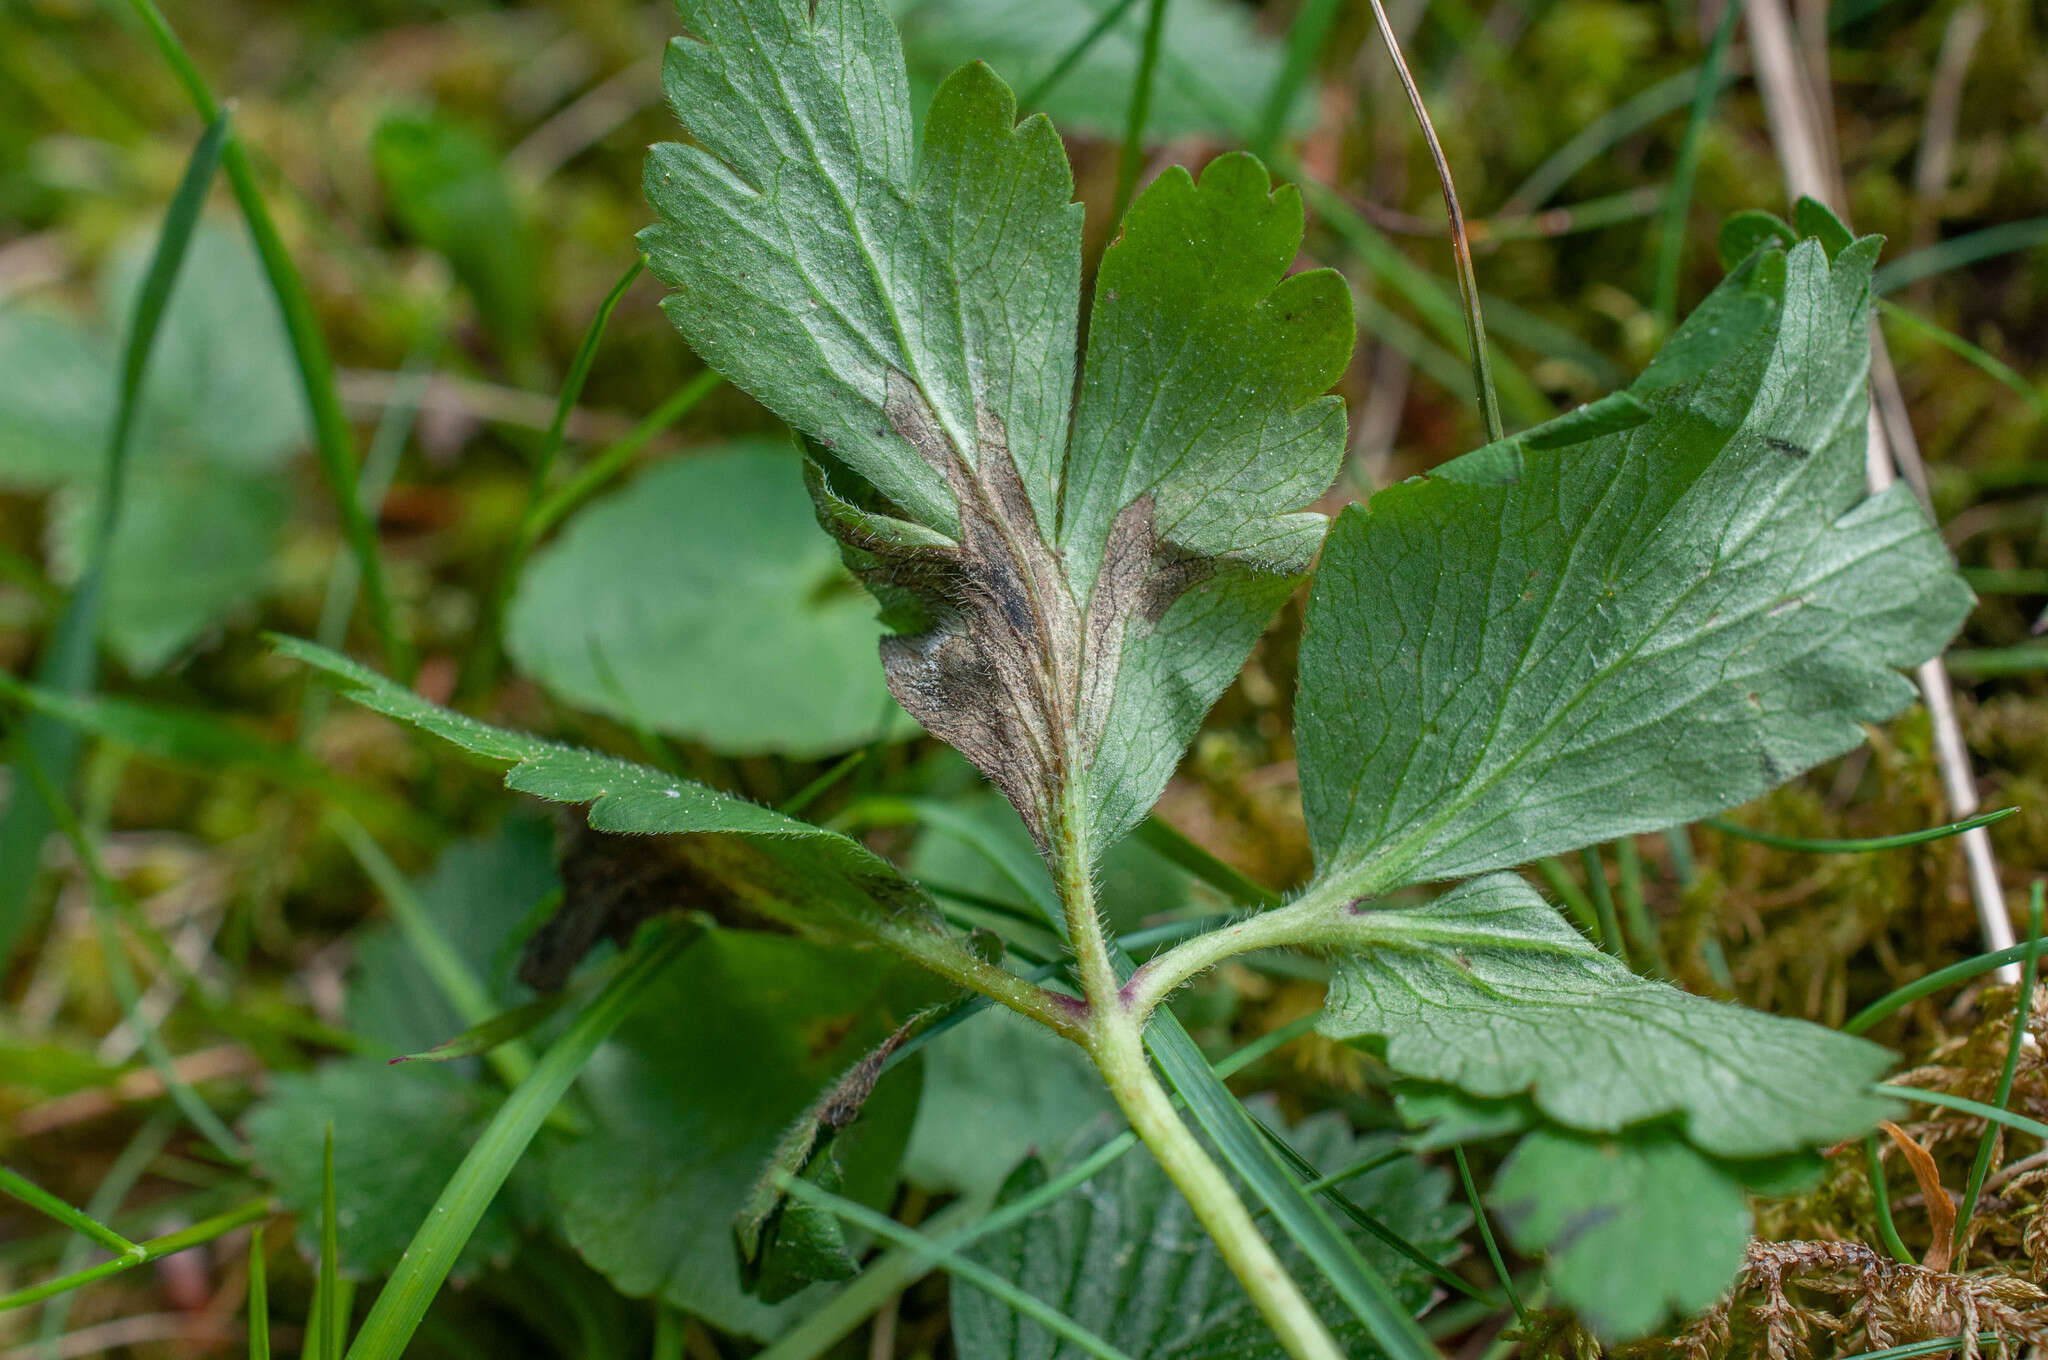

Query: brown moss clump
1664;1240;2048;1360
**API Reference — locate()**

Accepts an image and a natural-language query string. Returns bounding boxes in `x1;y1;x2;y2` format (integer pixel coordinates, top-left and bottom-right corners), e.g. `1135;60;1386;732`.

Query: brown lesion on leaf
805;371;1206;851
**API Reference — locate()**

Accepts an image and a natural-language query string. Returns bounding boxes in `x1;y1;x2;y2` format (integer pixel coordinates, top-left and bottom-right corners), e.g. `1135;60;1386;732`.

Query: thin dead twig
1744;0;2017;981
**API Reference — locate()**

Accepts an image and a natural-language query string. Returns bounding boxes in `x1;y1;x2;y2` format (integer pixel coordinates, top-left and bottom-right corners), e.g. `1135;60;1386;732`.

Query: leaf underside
1488;1126;1752;1342
639;0;1352;860
1293;223;1970;1339
1318;873;1897;1157
1296;235;1971;897
280;637;939;946
549;929;940;1340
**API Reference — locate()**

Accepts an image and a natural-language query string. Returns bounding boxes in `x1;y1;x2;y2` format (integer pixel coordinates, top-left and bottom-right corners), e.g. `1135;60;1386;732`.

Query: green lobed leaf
952;1102;1467;1360
893;0;1301;140
0;224;304;671
639;0;1351;860
50;461;287;673
347;820;556;1060
1296;235;1971;898
244;1060;525;1282
95;224;307;474
544;928;941;1340
506;442;909;756
1487;1126;1750;1342
1316;873;1897;1157
280;636;944;947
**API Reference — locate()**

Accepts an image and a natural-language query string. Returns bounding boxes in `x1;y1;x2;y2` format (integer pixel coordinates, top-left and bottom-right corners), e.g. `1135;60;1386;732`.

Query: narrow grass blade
0;1198;270;1312
1653;0;1743;327
1476;289;1627;390
1246;1109;1493;1307
839;796;1059;919
1018;0;1146;112
1580;845;1626;961
34;1111;175;1352
1863;1134;1914;1263
302;346;433;738
651;1304;684;1360
1211;1012;1322;1080
345;921;697;1360
1133;817;1282;908
1307;180;1549;424
774;1173;1138;1360
527;371;723;539
316;1124;341;1360
473;255;646;691
114;0;411;679
1351;291;1487;401
1879;300;2048;421
1363;0;1501;442
1877;1085;2048;1142
1300;1148;1407;1196
1873;217;2048;294
1503;66;1729;212
1139;1005;1439;1360
777;751;867;818
1963;568;2048;594
1945;646;2048;677
1453;1147;1525;1324
1840;1335;2004;1360
1706;806;2015;853
0;673;417;834
1536;857;1602;938
1954;882;2044;1252
329;811;536;1087
390;992;570;1066
0;1168;139;1260
15;749;243;1158
1847;941;2041;1033
248;1224;271;1360
0;109;228;964
1109;0;1170;227
750;1199;986;1360
1612;836;1667;976
1253;0;1341;155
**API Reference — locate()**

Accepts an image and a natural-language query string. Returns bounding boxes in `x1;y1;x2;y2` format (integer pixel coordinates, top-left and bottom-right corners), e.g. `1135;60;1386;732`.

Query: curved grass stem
1362;0;1501;443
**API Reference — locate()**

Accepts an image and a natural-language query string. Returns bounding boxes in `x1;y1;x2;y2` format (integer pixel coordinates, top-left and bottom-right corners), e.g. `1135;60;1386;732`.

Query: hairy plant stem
1053;798;1345;1360
876;916;1088;1045
1124;878;1357;1023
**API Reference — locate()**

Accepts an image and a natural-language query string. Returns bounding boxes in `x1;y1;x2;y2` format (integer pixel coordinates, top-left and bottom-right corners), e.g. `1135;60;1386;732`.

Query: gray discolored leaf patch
641;0;1352;864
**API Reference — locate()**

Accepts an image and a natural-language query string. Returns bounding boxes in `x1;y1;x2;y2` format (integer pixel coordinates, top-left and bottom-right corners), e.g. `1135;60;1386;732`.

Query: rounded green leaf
543;928;943;1340
506;443;908;756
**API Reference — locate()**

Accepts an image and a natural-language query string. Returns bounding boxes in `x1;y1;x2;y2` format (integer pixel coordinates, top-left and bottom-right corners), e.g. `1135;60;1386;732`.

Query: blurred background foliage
2;0;2047;1355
